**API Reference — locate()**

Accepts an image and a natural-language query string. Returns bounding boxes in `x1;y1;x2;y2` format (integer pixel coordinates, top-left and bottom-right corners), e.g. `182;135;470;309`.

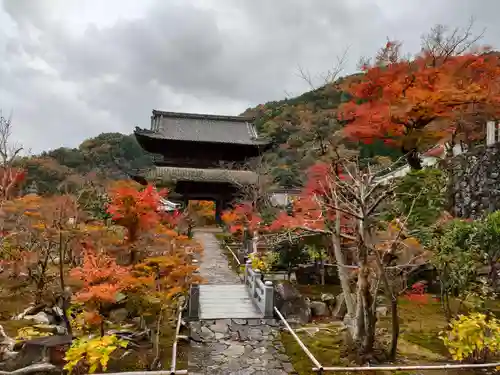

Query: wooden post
188;284;200;320
263;280;274;318
215;199;223;225
188;265;200;320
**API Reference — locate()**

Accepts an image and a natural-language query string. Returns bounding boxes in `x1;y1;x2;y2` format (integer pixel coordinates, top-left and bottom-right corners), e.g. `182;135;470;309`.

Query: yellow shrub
64;334;128;374
440;313;500;362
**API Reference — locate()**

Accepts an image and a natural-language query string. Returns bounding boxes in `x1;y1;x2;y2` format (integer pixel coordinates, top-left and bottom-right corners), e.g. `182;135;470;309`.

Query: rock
320;293;336;312
52;306;64;319
321;293;336;303
283;362;295;373
310;301;329;317
0;335;73;371
0;325;16;361
376;306;388;318
274;282;311;324
33;324;67;335
225;343;245;357
332;292;356;320
24;312;53;325
109;308;129;323
15;304;45;320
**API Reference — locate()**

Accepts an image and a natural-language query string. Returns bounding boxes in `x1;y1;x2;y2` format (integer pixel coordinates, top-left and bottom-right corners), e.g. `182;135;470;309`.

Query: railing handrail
274;306;322;370
224;244;242;266
244;260;274;318
169;303;186;375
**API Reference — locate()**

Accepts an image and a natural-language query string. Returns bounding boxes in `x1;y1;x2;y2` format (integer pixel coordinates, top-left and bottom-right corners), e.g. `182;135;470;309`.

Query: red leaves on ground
404;282;438;305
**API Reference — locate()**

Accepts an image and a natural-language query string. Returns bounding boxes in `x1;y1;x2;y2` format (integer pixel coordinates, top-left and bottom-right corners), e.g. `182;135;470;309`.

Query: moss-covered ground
280;296;498;375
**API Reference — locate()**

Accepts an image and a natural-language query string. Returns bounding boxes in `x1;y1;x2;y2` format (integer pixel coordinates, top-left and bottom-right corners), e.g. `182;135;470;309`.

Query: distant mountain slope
241;80;402;187
20;133;153;195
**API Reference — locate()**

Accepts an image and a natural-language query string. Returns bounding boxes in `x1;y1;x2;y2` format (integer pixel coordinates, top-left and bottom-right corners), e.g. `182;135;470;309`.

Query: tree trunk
389;295;399;360
354;260;376;361
330;234;355;317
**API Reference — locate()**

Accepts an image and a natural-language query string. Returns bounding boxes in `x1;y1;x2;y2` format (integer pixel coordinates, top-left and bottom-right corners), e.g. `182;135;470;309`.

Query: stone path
188;230;296;375
193;230;240;284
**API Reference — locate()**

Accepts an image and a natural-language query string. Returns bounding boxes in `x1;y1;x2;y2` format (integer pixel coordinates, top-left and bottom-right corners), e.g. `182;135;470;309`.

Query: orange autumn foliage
221;202;262;235
70;248;133;304
107;183;167;241
339;41;500;163
188;200;215;221
106;181;171;264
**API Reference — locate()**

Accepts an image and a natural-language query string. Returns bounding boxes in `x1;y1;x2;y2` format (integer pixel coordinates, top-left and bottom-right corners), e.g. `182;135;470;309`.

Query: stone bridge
186;230;294;375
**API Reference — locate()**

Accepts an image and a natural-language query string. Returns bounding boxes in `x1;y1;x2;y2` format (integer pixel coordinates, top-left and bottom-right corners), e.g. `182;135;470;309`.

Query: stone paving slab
189;318;295;374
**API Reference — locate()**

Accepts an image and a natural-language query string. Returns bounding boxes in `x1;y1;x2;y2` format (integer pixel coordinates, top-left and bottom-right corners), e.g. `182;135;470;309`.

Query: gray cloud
1;0;500;153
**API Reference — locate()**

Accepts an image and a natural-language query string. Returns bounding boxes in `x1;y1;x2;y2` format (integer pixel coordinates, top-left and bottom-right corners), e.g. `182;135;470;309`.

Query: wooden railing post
263;280;274;318
188;262;200;320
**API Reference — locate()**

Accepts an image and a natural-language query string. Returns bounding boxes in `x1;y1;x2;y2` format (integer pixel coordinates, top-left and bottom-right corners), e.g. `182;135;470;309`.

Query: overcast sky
1;0;499;154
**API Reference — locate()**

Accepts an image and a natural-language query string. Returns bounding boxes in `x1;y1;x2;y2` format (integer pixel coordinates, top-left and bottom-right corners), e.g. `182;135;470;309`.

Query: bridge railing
244;260;274;318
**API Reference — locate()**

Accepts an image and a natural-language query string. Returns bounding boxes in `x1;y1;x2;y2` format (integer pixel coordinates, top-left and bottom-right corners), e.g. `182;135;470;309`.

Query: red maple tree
107;182;167;263
222;202;262;236
339;36;500;168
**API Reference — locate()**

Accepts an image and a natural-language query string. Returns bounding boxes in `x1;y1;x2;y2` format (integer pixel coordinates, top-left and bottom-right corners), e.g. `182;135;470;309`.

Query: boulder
23;312;53;325
0;335;73;371
332;292;356;320
15;304;45;320
310;301;329;317
0;325;16;362
376;306;388;319
274;282;311;324
321;293;336;308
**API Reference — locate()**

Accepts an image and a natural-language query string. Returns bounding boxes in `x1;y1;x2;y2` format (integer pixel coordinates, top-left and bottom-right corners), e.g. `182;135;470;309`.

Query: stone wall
448;143;500;219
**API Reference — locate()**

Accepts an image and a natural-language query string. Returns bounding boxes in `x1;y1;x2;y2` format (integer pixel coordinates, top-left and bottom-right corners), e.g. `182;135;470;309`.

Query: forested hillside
19;133;153;195
241;79;402;186
18;79;404;194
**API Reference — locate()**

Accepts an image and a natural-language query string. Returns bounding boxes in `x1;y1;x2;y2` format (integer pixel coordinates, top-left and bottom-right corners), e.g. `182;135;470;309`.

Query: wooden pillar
215;199;223;225
188;264;200;320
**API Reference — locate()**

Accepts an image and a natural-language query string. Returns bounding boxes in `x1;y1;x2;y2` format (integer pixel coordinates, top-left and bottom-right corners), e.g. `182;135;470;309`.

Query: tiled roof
148;166;258;185
137;110;269;146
